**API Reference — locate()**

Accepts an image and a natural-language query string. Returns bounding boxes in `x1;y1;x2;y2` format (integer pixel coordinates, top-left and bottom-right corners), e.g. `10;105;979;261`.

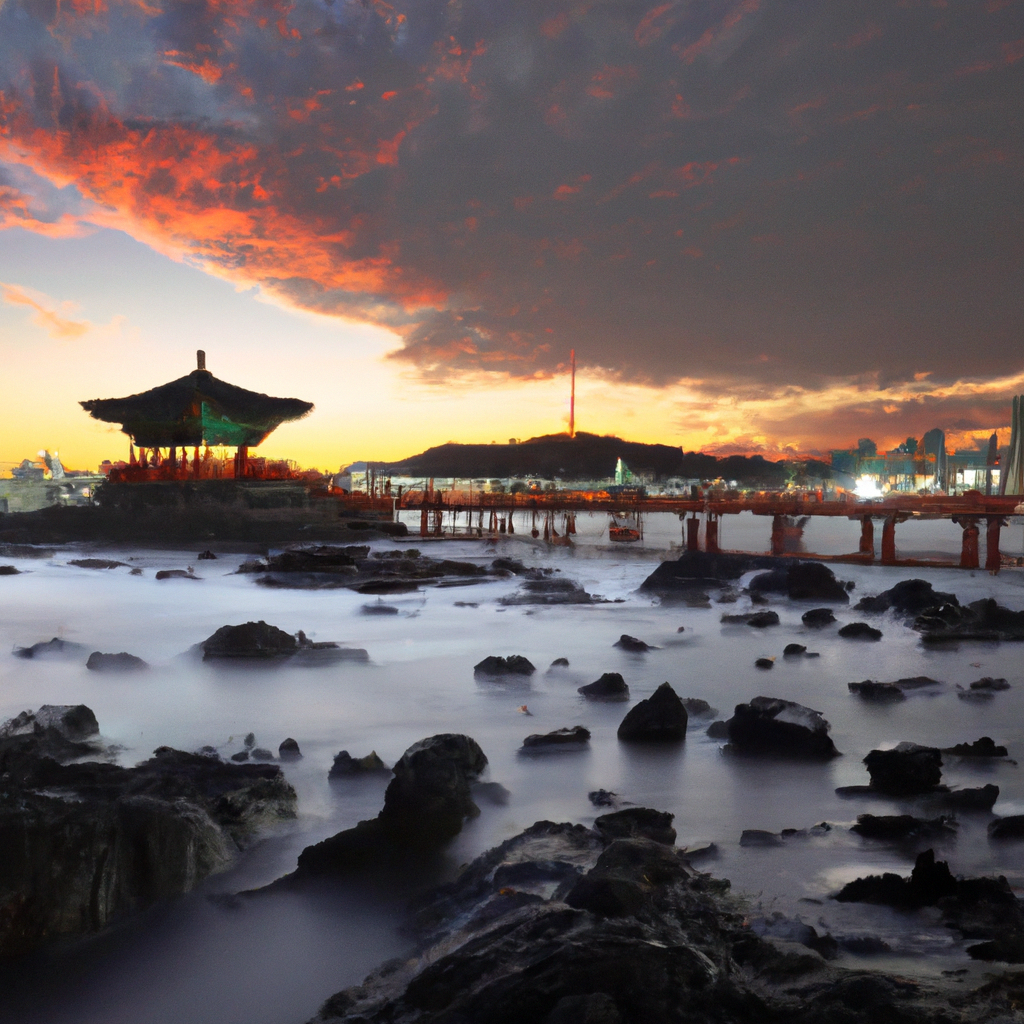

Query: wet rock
86;651;149;672
681;698;717;718
155;569;199;580
297;734;487;874
747;611;780;628
970;677;1010;691
613;634;652;652
943;737;1008;758
638;550;784;595
244;733;256;749
202;620;297;660
706;720;729;739
896;675;943;689
848;680;905;701
578;673;629;701
68;558;129;570
588;789;618;807
754;657;775;669
0;720;296;956
725;696;839;759
863;742;942;794
474;655;536;677
230;750;250;762
988;816;1024;840
838;622;882;640
616;683;687;742
329;750;390;778
748;562;850;603
500;577;595;605
594;808;676;846
522;726;591;749
471;781;510;806
856;579;959;616
12;637;88;660
491;557;528;574
851;814;957;841
838;936;891;955
836;848;957;908
251;748;274;761
360;602;399;615
0;565;21;575
943;785;999;811
549;657;570;668
783;643;806;657
802;607;836;628
918;597;1024;643
278;738;302;760
740;829;784;847
197;549;217;559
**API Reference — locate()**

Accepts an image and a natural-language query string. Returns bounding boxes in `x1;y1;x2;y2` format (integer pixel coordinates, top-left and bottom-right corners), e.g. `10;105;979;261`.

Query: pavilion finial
197;349;206;371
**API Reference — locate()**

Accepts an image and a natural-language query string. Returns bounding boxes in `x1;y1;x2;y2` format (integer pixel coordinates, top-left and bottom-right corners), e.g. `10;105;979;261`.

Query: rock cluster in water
0;705;296;956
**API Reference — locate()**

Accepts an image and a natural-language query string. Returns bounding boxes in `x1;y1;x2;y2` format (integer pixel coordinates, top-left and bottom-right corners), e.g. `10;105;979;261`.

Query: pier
339;489;1024;572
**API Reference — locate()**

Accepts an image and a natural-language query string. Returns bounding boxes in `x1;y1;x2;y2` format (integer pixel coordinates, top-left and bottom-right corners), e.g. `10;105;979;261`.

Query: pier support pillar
986;517;1002;572
706;515;720;554
881;515;897;565
859;516;874;558
420;508;428;537
686;516;701;552
958;518;980;569
771;515;786;556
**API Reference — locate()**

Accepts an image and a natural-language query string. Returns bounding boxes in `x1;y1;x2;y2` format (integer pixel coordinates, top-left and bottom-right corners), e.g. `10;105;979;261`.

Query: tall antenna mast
569;348;576;439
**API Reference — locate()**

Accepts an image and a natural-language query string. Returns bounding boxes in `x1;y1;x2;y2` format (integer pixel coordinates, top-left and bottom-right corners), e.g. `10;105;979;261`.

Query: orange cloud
674;0;759;64
0;282;91;338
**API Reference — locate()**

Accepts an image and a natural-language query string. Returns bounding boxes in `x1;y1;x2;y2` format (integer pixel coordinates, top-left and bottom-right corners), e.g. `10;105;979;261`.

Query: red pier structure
377;488;1023;572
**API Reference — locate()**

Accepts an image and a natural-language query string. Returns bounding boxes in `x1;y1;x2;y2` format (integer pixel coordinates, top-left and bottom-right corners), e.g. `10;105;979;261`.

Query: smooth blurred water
2;516;1024;1022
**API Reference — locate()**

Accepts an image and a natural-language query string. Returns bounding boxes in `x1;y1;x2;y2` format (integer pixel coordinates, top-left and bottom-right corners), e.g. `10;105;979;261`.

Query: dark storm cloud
0;0;1022;399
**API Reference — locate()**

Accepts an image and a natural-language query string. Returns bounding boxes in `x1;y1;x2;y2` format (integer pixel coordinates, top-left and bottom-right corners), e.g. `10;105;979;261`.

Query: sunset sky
1;0;1022;472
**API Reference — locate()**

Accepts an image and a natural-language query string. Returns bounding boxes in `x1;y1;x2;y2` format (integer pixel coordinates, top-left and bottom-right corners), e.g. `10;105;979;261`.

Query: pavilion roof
80;353;314;448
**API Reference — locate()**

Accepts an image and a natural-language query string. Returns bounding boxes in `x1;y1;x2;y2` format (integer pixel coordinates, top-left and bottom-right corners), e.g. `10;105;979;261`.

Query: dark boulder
297;734;487;873
944;785;999;810
705;720;729;739
197;549;217;559
202;621;297;660
474;655;536;677
746;611;780;628
0;565;20;575
155;569;199;580
86;651;149;672
748;562;849;603
836;849;957;909
491;557;528;574
522;726;591;749
988;815;1024;840
361;602;399;615
754;657;774;670
725;696;839;759
848;680;905;702
855;579;959;616
613;634;652;652
0;718;296;957
943;737;1008;758
68;558;129;570
863;742;942;794
578;673;629;701
230;750;249;762
12;637;88;660
500;577;595;606
801;608;836;628
740;829;784;847
549;658;570;669
838;622;882;640
918;598;1024;643
970;677;1010;691
593;808;676;846
588;789;618;807
783;643;806;657
616;683;687;743
328;750;390;778
278;738;302;760
251;748;274;761
638;550;783;595
851;814;957;841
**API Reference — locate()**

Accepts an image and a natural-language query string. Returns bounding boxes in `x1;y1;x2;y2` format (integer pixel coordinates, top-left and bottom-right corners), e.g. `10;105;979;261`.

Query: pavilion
80;351;314;480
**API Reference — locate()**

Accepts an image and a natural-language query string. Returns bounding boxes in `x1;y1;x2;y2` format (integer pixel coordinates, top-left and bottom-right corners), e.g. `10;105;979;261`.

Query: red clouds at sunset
0;0;1022;450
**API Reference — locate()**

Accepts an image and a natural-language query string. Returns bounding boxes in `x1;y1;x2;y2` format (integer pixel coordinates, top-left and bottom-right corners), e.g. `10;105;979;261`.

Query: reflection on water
1;516;1024;1022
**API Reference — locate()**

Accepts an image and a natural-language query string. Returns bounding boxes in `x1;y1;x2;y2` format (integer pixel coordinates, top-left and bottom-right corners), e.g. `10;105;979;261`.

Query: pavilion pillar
881;515;897;565
771;515;786;556
686;516;700;552
958;518;980;569
859;516;874;558
705;514;720;554
986;517;1003;573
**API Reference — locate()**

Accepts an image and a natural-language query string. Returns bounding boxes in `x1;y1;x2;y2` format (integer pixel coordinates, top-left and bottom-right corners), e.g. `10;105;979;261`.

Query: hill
378;433;792;487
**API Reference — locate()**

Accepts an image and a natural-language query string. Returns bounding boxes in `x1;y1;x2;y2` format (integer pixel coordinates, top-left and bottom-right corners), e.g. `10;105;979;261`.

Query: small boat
608;512;642;543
